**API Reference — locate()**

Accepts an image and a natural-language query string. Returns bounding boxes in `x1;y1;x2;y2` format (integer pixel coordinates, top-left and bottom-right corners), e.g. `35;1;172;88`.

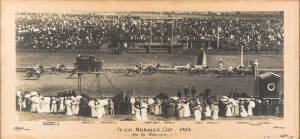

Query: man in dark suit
161;100;171;118
184;85;189;98
191;86;196;99
177;89;182;99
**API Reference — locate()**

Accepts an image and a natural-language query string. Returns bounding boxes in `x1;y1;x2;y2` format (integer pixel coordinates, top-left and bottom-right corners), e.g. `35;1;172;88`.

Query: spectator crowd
16;86;283;121
16;12;283;51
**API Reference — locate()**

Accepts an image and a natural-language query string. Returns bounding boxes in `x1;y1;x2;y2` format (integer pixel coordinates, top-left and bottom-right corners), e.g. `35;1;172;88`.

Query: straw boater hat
31;91;38;96
240;101;244;105
76;95;82;99
147;98;154;105
17;91;22;97
24;94;31;98
171;97;179;100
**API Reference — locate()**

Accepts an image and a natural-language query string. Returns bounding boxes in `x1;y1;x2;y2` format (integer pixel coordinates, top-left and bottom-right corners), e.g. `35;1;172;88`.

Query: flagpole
159;12;162;62
241;46;244;66
149;19;152;53
217;26;220;49
171;17;174;54
160;12;163;51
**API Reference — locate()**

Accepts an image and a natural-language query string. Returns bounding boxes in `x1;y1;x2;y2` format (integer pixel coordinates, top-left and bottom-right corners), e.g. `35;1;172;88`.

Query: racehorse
125;68;140;76
25;69;42;79
144;63;160;73
176;63;192;74
177;67;190;74
190;66;210;74
50;64;67;73
25;64;45;79
218;65;254;76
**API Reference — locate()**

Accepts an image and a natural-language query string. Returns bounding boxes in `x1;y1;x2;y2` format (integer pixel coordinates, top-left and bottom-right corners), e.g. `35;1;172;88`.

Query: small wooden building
255;72;281;99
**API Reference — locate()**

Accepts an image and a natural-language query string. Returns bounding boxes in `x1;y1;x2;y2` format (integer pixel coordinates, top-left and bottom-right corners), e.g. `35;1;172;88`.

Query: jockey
139;62;143;68
218;58;224;70
34;64;40;71
186;63;191;69
137;62;143;73
133;65;139;71
56;64;61;69
36;69;41;74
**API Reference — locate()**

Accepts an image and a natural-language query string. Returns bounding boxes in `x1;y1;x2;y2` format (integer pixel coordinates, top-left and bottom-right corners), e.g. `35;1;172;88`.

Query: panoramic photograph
15;11;284;121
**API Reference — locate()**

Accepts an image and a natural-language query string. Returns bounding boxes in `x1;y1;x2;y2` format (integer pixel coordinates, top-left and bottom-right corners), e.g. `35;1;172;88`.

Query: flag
217;26;222;32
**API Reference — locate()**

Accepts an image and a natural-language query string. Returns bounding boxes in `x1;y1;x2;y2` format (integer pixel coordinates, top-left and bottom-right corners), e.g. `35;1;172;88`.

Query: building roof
258;72;280;79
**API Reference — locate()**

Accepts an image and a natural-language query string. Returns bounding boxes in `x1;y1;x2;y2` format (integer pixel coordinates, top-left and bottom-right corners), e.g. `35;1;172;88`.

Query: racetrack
16;52;283;97
16;72;283;98
17;52;283;69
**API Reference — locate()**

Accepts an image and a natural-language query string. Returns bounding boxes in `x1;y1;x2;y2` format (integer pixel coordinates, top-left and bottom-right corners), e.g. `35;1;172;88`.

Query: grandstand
16;11;283;53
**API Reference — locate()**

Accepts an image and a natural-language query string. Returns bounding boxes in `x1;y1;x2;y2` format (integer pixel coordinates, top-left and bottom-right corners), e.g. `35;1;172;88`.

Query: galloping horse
177;63;192;74
144;63;160;73
50;64;67;73
125;68;140;76
190;65;210;74
25;69;42;79
25;64;45;79
125;66;142;76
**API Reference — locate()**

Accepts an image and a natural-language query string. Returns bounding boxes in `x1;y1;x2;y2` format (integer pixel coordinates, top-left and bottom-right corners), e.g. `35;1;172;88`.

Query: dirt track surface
17;52;283;69
17;72;283;97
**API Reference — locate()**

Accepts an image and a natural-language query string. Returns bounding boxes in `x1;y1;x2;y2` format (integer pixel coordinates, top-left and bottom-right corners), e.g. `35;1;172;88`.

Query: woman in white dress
130;97;135;115
212;103;219;120
39;96;45;113
58;97;65;113
225;103;232;117
22;98;27;111
30;96;35;113
30;96;41;113
193;100;202;121
50;97;57;113
65;98;72;116
88;99;97;118
183;101;191;118
44;97;51;113
239;102;248;118
247;100;255;116
178;100;185;119
205;105;211;118
230;99;236;116
234;100;240;116
134;100;142;121
96;100;105;119
154;99;161;115
158;99;162;115
71;97;76;115
75;98;80;115
141;101;149;121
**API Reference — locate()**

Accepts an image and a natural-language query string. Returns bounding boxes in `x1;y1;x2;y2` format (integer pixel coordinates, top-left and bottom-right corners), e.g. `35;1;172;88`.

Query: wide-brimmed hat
24;94;31;98
31;91;38;96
